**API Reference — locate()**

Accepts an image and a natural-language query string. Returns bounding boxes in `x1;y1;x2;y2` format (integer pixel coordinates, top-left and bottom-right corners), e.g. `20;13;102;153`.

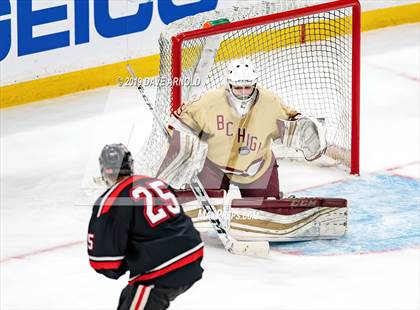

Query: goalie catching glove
276;115;327;161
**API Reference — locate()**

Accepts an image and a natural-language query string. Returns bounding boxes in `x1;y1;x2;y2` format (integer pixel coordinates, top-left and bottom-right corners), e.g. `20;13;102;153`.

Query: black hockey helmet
99;143;134;186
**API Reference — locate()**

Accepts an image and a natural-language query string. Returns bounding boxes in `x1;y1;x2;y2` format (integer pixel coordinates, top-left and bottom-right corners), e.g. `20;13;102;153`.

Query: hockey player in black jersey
87;144;204;310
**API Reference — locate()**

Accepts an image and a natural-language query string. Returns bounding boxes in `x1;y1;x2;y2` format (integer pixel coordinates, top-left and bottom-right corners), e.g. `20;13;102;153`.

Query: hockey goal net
135;0;360;177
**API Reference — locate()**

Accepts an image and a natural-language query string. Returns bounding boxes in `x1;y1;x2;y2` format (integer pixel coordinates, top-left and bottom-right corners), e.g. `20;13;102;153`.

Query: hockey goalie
155;58;348;242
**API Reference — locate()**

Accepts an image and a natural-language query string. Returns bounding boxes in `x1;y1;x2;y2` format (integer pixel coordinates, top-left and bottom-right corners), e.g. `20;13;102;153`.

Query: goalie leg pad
227;197;347;242
175;189;227;233
181;188;347;242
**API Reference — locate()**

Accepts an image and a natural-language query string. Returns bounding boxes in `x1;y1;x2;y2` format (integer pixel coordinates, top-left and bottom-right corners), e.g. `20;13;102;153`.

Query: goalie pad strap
231;197;347;215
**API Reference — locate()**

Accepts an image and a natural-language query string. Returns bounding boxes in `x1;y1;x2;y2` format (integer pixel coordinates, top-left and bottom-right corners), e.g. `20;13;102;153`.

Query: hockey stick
127;64;269;257
126;66;170;141
188;177;270;257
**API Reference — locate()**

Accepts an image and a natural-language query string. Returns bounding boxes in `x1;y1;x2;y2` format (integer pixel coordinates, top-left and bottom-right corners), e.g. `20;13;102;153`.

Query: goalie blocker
178;191;348;242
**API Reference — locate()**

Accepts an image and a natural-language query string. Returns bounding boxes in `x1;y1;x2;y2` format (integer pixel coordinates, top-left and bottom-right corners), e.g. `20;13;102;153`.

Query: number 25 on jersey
130;180;181;227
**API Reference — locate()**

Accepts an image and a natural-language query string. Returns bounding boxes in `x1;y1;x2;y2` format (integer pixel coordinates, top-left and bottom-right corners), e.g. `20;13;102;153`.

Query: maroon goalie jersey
87;175;204;287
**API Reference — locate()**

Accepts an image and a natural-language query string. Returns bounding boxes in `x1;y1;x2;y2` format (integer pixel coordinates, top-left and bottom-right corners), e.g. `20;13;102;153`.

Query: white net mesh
135;0;356;177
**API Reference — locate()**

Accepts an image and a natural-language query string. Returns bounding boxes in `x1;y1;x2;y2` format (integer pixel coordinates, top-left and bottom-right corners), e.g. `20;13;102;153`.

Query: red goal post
136;0;361;177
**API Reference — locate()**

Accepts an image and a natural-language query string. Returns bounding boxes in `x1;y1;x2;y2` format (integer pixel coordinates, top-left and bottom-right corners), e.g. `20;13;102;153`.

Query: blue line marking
271;173;420;255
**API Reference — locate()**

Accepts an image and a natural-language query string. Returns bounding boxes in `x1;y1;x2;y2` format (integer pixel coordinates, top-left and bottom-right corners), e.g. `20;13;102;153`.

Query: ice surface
1;24;419;310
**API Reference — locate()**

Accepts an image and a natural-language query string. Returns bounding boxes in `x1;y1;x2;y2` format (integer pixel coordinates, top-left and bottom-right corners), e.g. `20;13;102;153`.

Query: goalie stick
127;64;269;257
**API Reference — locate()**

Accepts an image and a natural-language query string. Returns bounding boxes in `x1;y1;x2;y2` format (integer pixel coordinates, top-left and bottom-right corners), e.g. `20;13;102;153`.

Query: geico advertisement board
0;0;416;86
0;0;233;85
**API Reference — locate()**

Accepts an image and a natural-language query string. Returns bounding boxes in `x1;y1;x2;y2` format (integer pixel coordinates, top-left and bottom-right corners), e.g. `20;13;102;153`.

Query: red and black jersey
87;175;203;287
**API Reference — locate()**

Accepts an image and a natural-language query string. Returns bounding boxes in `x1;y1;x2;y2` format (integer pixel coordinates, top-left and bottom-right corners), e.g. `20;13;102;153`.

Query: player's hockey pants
117;283;193;310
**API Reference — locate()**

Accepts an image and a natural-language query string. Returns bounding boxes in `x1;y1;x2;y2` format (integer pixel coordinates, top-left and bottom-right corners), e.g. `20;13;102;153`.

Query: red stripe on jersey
100;175;147;216
129;247;203;284
134;286;147;310
90;259;123;270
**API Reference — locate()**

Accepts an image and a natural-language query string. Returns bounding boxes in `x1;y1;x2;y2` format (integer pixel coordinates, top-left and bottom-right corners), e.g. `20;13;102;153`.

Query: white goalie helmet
226;58;259;117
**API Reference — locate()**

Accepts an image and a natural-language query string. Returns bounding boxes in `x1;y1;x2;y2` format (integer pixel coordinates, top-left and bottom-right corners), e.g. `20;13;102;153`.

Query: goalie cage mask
99;143;134;186
226;58;259;117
